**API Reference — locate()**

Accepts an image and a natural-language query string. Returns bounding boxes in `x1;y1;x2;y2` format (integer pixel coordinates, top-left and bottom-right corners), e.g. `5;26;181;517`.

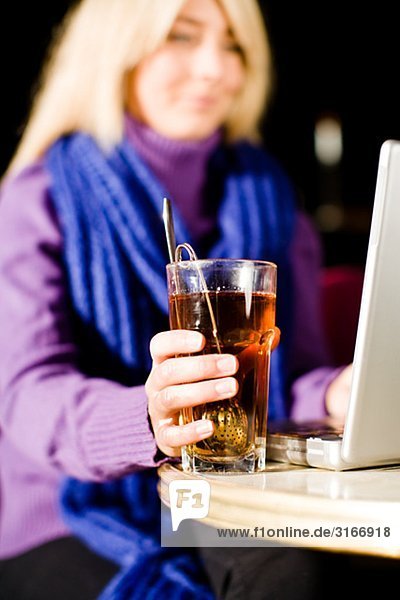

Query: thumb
271;326;281;351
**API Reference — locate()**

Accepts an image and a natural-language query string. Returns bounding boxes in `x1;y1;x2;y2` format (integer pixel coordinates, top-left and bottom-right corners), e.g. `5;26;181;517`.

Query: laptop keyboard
268;419;344;439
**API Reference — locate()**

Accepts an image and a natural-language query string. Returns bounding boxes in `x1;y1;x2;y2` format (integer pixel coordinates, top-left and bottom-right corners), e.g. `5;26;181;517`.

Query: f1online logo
169;480;211;531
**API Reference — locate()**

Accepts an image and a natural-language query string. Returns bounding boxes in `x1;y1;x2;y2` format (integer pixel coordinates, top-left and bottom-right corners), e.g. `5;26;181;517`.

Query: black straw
162;197;176;263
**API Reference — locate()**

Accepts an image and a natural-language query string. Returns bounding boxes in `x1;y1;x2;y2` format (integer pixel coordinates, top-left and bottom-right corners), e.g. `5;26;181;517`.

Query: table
158;461;400;557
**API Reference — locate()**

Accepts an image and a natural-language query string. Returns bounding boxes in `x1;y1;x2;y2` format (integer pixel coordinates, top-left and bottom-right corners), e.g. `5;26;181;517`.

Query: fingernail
217;356;236;373
195;420;214;438
188;332;203;350
215;378;236;395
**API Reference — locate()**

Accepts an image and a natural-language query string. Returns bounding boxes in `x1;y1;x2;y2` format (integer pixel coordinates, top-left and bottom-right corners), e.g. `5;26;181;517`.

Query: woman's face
126;0;245;140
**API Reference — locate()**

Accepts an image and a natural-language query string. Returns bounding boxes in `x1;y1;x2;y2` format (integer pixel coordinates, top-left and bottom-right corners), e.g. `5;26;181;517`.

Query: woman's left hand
325;363;353;421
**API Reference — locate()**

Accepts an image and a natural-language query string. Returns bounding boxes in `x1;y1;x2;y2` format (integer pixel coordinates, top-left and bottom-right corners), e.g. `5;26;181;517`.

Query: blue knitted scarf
46;132;296;599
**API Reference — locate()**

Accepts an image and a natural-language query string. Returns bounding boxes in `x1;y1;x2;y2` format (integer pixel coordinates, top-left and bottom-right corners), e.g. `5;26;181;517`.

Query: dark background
2;1;400;268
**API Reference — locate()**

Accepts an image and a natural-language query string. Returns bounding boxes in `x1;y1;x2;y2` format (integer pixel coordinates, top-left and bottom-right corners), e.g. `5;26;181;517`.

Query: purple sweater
0;118;338;559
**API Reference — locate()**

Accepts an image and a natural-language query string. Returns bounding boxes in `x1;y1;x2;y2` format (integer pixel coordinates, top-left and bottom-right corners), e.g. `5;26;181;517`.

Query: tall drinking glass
166;259;277;473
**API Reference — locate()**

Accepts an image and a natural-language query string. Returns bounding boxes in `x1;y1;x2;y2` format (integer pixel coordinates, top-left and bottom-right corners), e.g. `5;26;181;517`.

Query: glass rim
166;258;277;270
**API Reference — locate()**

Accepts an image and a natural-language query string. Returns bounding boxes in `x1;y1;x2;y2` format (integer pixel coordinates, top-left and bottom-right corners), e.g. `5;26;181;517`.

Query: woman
0;0;350;598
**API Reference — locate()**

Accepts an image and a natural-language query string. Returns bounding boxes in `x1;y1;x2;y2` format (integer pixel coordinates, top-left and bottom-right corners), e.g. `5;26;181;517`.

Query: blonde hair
8;0;273;174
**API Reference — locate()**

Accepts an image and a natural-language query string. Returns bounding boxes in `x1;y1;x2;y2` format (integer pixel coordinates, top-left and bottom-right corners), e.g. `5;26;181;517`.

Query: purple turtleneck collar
124;113;222;244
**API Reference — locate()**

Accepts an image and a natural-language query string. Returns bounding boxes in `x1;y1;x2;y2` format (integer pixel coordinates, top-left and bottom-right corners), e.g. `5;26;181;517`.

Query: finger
156;418;215;453
154;376;239;414
150;330;205;364
151;353;238;390
271;326;281;351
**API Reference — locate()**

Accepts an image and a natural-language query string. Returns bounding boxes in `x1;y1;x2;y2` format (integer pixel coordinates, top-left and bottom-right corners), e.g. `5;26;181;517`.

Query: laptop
267;139;400;470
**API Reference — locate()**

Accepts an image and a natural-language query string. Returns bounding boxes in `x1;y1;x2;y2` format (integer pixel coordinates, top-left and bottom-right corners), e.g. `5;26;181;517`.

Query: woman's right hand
145;330;239;457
